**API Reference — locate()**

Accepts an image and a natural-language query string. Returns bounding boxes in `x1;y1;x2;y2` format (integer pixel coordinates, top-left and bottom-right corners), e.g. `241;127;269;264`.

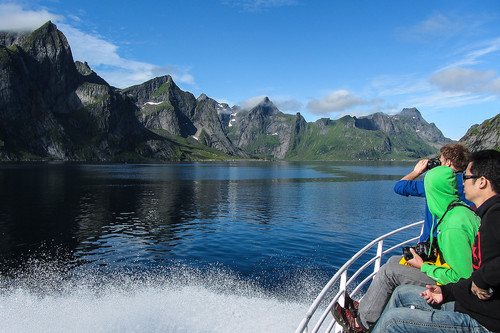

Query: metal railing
295;220;424;333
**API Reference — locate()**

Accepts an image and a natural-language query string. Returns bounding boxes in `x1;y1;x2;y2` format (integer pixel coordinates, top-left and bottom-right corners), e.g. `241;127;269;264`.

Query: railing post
295;221;424;333
334;270;348;333
374;239;384;274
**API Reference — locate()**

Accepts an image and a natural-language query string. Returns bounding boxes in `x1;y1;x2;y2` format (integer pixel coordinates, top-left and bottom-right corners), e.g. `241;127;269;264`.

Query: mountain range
0;22;498;162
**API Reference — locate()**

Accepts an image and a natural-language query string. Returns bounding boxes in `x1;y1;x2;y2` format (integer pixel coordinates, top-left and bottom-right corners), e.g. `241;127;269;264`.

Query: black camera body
402;241;437;262
426;158;441;171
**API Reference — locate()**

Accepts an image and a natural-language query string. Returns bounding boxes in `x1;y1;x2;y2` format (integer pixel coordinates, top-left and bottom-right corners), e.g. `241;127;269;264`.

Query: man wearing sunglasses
372;149;500;332
394;143;474;244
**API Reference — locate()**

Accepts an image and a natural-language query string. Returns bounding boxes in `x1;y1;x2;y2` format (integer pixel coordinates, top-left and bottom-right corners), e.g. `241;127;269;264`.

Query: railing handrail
295;220;424;333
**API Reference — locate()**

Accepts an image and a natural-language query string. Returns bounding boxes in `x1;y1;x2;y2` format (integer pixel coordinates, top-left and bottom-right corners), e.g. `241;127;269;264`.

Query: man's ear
478;177;489;190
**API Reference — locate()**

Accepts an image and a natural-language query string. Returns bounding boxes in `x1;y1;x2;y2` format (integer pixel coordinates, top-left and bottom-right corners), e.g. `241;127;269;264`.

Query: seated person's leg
372;285;486;333
357;256;436;329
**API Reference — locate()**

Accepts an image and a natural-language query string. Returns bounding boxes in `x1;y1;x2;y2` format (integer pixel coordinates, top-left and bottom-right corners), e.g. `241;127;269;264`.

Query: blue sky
1;0;500;140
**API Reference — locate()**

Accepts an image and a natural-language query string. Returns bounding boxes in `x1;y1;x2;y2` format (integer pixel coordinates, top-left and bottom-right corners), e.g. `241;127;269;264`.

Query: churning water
0;161;422;332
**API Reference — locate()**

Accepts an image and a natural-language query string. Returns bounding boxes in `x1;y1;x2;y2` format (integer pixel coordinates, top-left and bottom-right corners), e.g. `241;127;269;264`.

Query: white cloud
239;95;268;109
222;0;298;12
0;3;62;31
1;3;194;89
370;74;431;97
306;90;382;115
274;98;303;112
447;37;500;68
395;12;468;42
404;90;496;111
58;23;194;88
430;67;500;95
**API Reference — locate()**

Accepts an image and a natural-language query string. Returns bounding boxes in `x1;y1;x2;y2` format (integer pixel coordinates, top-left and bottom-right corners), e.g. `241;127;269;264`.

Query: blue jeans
357;256;436;329
372;285;491;333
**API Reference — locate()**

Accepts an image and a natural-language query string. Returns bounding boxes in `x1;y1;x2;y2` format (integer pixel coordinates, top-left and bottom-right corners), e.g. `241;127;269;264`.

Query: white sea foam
0;284;309;332
0;263;321;333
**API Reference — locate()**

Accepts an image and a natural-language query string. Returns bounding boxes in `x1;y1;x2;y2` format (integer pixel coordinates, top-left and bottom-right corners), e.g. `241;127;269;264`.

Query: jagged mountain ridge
122;76;247;158
0;22;179;160
227;101;451;159
0;21;474;161
0;22;244;161
226;97;306;159
459;114;500;151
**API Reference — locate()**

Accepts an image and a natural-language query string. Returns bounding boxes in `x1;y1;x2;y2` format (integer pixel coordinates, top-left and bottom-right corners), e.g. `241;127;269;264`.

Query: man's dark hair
469;149;500;193
440;143;470;172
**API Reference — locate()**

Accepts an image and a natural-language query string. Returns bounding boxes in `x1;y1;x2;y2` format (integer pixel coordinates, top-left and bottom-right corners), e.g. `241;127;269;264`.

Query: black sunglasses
462;173;481;181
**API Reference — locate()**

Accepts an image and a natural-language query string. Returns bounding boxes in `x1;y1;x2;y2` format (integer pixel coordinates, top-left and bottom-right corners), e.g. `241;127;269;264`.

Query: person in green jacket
333;166;480;333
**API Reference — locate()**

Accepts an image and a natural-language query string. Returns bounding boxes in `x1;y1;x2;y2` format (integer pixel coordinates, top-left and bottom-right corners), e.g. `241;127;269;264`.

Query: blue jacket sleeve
394;179;426;197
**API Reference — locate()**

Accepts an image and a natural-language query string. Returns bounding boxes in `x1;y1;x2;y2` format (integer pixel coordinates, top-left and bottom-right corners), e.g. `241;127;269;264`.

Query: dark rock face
459;114;500;152
228;103;449;160
4;21;482;162
227;98;304;159
0;22;177;161
353;108;451;148
123;75;198;138
123;76;247;158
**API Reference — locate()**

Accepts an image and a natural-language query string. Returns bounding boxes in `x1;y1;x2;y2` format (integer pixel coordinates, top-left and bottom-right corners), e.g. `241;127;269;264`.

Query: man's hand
406;248;424;269
471;281;493;300
420;285;443;304
401;159;429;181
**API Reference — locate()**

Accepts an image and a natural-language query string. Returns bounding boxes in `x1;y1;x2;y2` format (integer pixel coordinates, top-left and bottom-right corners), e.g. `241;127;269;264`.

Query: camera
402;241;437;262
426;158;441;171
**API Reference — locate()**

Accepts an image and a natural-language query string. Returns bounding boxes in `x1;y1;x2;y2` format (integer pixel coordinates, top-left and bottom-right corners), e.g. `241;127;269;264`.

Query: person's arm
401;159;429;181
471;207;500;291
472;256;500;290
394;160;428;197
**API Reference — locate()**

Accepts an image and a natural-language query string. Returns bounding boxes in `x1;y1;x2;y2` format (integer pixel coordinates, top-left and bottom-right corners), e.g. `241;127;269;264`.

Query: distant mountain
226;97;306;159
0;21;465;162
0;22;243;161
226;101;450;160
0;22;175;161
459;113;500;151
122;76;248;158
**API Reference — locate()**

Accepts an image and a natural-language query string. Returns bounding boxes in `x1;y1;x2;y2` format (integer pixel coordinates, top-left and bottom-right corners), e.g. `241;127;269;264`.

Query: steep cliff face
459;113;500;151
0;22;78;158
227;97;304;159
123;76;197;137
1;21;469;162
194;94;248;157
122;76;247;158
230;102;447;160
0;22;176;161
354;108;450;148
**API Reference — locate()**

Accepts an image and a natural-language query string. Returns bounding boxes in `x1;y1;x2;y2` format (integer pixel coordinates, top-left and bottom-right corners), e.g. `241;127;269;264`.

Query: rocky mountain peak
399;107;424;121
460;114;500;151
75;61;109;86
197;93;209;101
250;96;280;117
21;21;74;66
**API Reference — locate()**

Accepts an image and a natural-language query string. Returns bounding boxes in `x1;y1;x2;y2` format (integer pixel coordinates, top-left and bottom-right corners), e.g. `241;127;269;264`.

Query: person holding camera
371;150;500;333
394;143;474;243
333;166;480;333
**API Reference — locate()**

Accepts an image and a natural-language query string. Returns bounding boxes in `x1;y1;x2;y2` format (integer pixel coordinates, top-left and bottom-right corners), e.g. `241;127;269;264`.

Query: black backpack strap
435;202;475;230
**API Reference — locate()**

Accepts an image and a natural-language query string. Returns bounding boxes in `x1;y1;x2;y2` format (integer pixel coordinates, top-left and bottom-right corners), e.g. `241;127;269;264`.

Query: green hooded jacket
420;166;480;284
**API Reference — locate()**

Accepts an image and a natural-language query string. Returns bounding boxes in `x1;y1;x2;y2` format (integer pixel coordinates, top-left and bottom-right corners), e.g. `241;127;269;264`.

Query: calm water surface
0;161;423;332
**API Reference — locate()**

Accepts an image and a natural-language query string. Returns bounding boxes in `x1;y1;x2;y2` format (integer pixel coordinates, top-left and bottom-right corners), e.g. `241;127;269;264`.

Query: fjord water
0;161;422;332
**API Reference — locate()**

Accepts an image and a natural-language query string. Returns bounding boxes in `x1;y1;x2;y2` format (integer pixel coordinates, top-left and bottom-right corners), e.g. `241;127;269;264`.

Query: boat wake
0;259;323;333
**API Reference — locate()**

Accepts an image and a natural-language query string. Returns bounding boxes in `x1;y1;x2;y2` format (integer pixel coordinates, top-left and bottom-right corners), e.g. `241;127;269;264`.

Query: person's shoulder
443;207;479;227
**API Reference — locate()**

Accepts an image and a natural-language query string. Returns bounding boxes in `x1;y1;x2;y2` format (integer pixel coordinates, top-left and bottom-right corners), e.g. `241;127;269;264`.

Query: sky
1;1;500;140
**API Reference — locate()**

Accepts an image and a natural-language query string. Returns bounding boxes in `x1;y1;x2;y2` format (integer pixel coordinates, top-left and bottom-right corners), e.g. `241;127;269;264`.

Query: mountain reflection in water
0;161;422;332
